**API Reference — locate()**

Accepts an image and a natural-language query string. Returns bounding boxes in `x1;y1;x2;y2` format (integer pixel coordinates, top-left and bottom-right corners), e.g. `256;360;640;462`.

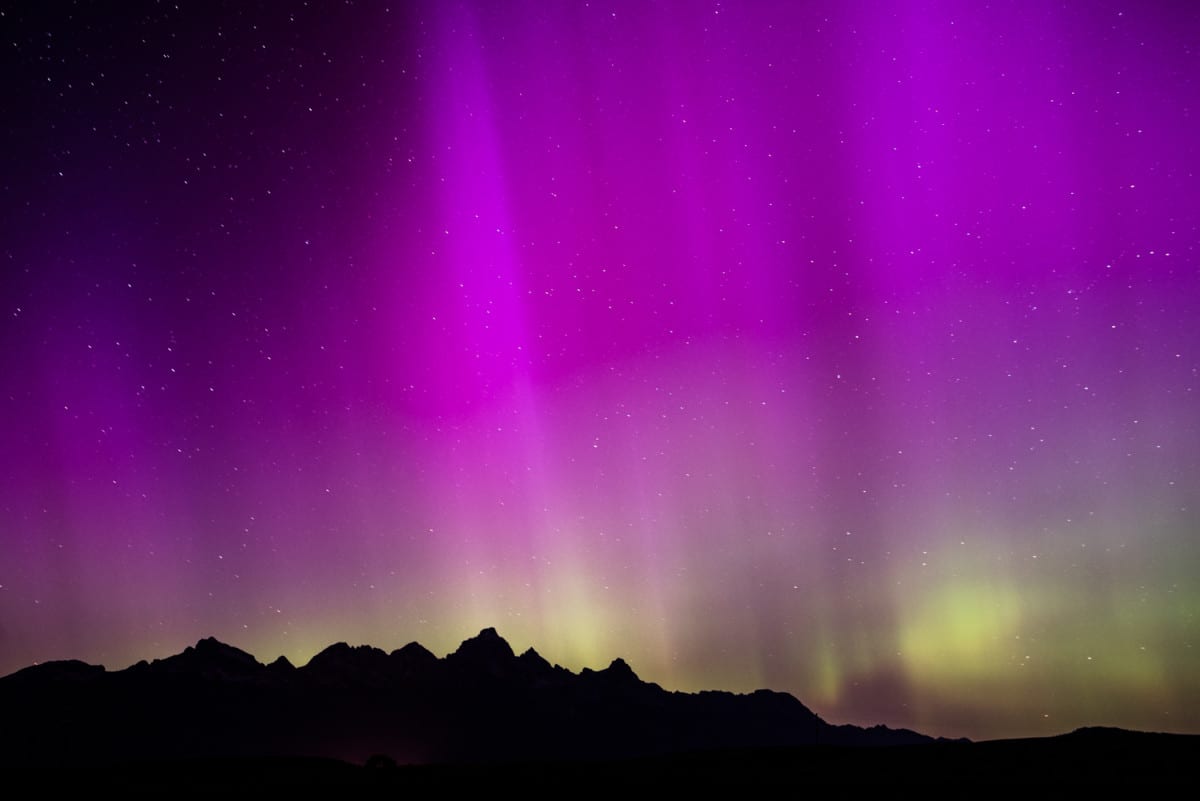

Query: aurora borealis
2;0;1198;741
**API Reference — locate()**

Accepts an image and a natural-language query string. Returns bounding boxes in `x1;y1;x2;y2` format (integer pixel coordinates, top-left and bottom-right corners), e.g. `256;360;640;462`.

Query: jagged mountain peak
391;641;437;663
138;636;263;680
450;627;516;663
518;646;549;665
304;642;392;679
192;636;257;660
310;641;388;658
604;657;637;680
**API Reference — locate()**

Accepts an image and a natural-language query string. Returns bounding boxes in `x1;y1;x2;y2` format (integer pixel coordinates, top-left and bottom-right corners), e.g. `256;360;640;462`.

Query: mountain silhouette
139;636;263;680
0;628;942;765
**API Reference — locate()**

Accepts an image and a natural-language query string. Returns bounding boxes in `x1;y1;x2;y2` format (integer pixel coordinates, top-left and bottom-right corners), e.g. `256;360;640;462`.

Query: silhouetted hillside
0;628;939;765
4;629;1198;787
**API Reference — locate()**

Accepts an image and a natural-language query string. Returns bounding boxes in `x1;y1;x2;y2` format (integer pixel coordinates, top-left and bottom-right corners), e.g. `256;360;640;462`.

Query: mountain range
1;627;941;764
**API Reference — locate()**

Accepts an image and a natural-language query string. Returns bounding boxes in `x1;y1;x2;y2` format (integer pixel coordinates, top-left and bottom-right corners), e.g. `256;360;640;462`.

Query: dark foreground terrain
3;629;1193;788
0;628;938;765
8;731;1196;791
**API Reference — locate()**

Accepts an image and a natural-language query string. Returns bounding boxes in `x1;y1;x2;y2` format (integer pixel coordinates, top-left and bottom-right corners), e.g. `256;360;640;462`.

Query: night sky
2;1;1198;741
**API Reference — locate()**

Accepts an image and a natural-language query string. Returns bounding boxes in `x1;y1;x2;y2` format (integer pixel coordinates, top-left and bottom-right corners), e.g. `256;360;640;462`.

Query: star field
1;1;1198;740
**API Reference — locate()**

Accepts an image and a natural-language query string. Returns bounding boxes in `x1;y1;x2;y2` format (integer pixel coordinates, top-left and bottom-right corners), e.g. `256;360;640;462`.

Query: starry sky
2;0;1198;741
